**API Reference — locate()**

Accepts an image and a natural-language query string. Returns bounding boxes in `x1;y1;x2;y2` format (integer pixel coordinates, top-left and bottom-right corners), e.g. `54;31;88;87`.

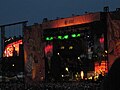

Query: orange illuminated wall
3;40;22;57
42;13;100;29
95;61;108;75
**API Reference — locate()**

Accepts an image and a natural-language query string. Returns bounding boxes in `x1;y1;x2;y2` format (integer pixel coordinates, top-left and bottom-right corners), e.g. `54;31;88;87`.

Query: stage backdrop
107;13;120;69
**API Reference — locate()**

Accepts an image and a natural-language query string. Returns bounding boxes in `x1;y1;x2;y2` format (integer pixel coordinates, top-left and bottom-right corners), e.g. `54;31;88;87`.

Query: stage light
61;46;65;49
45;37;53;41
65;67;69;72
12;64;15;67
87;35;90;38
46;37;50;41
69;46;73;49
58;36;62;39
105;50;108;53
63;35;69;39
77;34;81;37
49;37;53;40
71;34;76;37
57;53;60;55
99;37;104;43
45;33;81;41
44;44;53;54
102;54;105;57
71;33;81;38
81;71;84;79
78;57;80;60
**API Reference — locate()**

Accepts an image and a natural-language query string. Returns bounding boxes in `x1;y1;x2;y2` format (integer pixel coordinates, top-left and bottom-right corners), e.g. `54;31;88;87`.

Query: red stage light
99;37;104;43
45;44;53;54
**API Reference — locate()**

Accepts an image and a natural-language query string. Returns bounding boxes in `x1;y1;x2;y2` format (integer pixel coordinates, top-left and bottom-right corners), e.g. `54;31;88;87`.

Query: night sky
0;0;120;57
0;0;119;25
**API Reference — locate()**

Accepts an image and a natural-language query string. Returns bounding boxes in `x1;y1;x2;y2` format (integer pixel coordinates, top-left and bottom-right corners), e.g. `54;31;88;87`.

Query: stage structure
2;36;24;73
0;21;27;83
23;24;45;82
0;21;27;57
24;8;120;82
42;12;108;81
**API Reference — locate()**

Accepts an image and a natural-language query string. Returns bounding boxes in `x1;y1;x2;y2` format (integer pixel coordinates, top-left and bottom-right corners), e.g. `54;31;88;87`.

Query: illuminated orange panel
95;61;108;74
42;13;100;29
3;40;22;57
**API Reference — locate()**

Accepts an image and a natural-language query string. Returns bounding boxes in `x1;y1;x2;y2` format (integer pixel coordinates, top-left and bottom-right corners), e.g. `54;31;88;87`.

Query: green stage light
63;35;69;39
46;37;50;40
77;34;81;37
45;33;81;41
46;37;53;41
71;34;76;37
58;36;62;39
71;33;81;38
49;37;53;40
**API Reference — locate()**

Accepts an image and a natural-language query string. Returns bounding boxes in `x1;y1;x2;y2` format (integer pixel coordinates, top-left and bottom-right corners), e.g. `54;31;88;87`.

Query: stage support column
103;12;109;72
1;26;5;57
